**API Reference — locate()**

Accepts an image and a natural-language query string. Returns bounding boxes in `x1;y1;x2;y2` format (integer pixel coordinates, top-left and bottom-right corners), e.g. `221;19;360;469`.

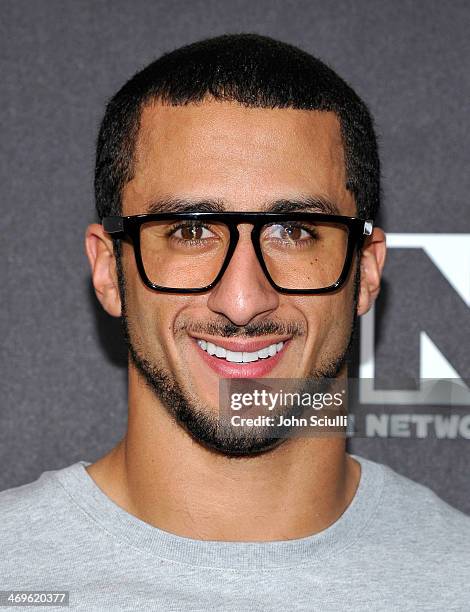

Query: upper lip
190;335;291;353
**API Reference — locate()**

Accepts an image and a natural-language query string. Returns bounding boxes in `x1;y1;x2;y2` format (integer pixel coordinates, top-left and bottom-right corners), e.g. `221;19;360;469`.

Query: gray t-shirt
0;454;468;611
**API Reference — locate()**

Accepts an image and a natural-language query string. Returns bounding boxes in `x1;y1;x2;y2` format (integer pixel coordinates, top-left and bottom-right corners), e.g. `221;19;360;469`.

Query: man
0;34;468;611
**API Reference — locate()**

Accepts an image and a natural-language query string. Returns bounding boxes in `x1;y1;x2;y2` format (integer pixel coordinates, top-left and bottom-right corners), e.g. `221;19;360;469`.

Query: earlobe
85;223;122;318
356;227;387;317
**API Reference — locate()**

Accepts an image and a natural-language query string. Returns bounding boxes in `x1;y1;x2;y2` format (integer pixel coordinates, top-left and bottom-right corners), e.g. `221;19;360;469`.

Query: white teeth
196;339;284;363
226;350;243;363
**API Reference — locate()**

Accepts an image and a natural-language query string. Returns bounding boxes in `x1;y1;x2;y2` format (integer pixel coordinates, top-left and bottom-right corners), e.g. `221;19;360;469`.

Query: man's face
117;99;359;453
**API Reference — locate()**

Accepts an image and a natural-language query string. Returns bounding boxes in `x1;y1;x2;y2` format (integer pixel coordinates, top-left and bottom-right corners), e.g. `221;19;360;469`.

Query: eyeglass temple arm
363;220;373;236
102;216;125;236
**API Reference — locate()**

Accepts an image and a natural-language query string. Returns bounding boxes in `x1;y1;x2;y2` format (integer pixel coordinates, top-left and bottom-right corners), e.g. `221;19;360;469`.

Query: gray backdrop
1;0;469;512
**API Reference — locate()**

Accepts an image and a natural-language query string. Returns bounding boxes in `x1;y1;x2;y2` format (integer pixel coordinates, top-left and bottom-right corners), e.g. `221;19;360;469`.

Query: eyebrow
145;197;226;214
262;196;341;216
143;195;341;216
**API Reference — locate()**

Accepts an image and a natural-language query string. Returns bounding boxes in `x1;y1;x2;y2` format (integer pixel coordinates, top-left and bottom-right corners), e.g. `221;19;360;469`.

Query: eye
265;223;314;241
171;223;216;241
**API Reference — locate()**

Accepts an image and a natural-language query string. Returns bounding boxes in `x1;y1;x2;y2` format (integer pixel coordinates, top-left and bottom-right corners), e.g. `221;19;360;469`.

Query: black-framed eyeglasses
102;212;373;294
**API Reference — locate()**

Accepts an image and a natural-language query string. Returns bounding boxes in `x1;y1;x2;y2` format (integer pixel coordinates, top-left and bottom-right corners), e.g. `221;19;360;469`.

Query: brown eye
171;223;217;241
181;225;203;240
264;223;312;242
284;225;302;240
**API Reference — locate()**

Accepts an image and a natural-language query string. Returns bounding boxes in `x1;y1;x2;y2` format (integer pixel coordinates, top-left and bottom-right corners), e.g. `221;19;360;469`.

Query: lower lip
193;339;290;378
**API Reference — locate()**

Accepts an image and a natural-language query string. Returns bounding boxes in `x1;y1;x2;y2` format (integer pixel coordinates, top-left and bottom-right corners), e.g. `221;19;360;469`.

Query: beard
115;245;360;457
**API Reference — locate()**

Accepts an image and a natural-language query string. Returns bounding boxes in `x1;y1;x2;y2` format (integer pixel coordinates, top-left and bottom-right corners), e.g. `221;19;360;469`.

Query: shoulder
0;470;56;524
383;460;469;530
0;463;87;555
355;454;470;558
0;465;72;518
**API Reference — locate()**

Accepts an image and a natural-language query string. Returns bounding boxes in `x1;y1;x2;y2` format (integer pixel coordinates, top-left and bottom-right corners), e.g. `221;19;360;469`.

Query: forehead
122;99;355;215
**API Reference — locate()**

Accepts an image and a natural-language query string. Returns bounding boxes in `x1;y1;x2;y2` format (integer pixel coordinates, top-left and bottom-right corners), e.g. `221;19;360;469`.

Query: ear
85;223;122;317
356;227;387;317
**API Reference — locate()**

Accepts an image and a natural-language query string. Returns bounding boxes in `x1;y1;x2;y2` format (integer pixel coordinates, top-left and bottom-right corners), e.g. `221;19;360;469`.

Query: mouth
190;336;291;378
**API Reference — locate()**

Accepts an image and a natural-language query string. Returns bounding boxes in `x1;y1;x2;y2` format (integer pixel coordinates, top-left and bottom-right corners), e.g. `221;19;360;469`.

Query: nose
206;228;280;326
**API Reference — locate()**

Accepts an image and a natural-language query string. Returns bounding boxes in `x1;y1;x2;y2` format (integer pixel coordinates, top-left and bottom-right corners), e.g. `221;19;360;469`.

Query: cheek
322;283;357;350
295;283;355;361
121;251;195;362
120;249;168;347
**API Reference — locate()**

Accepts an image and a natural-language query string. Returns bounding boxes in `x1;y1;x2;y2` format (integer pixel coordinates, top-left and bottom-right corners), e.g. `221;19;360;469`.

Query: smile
196;339;284;363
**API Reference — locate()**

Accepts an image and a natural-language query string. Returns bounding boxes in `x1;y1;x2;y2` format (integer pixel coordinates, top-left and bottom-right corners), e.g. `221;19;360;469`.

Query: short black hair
94;33;380;221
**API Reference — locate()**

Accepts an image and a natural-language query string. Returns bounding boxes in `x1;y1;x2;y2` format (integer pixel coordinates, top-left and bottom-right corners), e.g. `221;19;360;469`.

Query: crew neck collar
53;454;385;570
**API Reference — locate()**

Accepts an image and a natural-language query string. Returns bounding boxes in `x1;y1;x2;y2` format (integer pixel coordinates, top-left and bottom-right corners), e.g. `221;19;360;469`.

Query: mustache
175;318;306;338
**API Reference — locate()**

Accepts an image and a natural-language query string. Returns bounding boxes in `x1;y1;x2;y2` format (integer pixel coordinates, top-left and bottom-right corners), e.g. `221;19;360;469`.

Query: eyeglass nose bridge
210;220;281;293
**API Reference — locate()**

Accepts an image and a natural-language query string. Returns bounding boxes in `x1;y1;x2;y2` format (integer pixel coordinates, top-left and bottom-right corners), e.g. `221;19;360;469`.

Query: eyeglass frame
102;212;373;295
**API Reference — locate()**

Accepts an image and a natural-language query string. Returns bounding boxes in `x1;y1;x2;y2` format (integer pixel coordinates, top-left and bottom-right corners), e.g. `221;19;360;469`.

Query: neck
87;365;360;542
